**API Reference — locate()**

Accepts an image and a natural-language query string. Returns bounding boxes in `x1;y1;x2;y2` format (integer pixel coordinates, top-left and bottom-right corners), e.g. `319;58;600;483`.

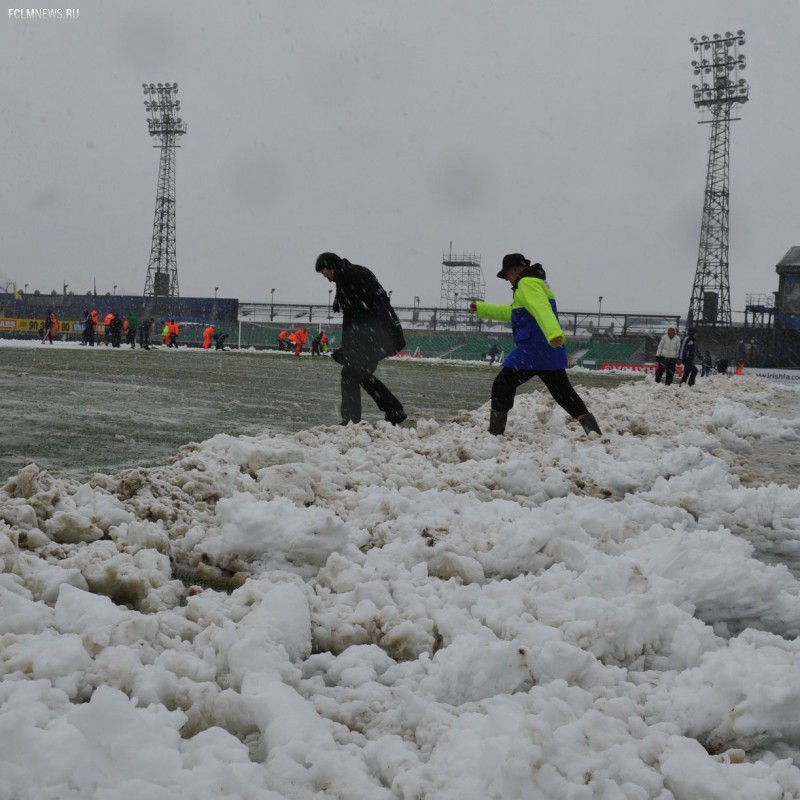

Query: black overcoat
332;260;405;363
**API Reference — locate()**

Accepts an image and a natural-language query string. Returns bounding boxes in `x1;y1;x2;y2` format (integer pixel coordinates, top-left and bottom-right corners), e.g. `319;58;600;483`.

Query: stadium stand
575;342;643;367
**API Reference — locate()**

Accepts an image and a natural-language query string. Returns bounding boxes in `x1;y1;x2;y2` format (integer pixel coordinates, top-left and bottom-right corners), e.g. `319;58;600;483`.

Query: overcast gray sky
2;0;799;316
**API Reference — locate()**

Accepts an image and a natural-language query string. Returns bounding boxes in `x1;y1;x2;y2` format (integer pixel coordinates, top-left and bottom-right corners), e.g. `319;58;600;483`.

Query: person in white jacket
654;326;680;385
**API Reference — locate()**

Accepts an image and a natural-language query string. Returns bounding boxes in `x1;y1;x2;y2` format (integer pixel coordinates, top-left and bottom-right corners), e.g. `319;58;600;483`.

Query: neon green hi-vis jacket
475;274;568;370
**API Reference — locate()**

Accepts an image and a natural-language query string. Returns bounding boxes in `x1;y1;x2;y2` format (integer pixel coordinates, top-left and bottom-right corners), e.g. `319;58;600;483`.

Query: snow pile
3;375;800;798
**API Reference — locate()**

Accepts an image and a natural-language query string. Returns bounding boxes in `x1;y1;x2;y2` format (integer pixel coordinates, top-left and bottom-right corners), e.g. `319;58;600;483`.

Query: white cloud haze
2;0;799;316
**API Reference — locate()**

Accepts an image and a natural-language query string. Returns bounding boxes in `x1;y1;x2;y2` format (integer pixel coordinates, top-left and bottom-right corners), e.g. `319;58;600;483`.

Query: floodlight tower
440;246;485;310
687;31;749;327
142;82;187;298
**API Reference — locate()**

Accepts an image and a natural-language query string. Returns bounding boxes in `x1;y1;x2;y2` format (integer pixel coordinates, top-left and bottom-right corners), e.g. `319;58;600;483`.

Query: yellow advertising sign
0;318;82;334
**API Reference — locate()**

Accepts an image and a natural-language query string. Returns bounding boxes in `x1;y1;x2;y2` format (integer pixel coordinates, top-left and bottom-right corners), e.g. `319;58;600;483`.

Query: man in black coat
315;252;407;425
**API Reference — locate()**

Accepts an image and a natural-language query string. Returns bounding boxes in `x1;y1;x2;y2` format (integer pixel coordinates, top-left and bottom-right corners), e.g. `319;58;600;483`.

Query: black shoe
385;410;407;425
488;410;507;435
578;413;602;436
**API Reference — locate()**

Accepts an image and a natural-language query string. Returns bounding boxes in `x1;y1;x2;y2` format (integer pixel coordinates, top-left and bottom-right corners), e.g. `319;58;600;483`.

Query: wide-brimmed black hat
496;253;531;279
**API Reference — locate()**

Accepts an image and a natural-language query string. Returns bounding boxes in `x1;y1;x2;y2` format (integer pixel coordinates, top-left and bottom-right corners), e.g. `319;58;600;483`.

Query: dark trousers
654;358;677;385
680;360;698;387
335;351;404;423
491;368;589;419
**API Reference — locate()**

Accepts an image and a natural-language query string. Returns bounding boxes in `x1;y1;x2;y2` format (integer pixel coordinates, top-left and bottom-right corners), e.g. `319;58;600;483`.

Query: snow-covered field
3;366;800;799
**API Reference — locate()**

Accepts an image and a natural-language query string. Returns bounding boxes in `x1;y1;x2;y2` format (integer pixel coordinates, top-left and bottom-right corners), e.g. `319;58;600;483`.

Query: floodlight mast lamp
687;32;749;328
142;82;187;299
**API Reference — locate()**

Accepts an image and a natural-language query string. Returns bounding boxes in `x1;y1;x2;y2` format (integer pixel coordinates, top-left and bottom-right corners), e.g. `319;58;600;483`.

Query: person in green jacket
469;253;601;437
125;313;138;349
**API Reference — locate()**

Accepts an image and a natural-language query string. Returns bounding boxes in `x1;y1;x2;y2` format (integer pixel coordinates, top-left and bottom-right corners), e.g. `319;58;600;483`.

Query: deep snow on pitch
3;374;800;799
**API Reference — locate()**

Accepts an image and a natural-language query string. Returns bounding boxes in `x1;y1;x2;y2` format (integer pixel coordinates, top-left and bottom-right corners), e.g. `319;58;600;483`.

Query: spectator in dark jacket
679;327;699;387
315;252;406;425
108;312;124;348
139;318;153;350
701;350;713;378
81;310;95;347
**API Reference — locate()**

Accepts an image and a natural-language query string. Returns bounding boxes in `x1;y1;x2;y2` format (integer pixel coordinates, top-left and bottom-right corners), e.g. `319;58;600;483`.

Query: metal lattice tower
142;82;187;298
687;32;749;327
440;246;485;310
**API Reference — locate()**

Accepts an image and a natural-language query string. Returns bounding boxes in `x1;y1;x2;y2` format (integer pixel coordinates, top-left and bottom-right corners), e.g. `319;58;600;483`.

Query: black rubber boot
488;410;507;435
578;413;602;436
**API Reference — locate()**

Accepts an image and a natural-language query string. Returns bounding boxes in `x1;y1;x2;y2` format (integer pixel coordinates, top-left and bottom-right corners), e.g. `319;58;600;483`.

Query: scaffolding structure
439;248;485;311
687;31;749;327
742;293;777;366
142;82;187;298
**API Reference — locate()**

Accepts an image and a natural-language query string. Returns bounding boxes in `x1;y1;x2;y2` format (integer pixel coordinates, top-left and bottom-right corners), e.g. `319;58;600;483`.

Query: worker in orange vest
735;359;745;376
168;319;180;348
42;310;57;344
291;328;308;356
103;311;114;345
202;324;215;350
277;329;289;351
